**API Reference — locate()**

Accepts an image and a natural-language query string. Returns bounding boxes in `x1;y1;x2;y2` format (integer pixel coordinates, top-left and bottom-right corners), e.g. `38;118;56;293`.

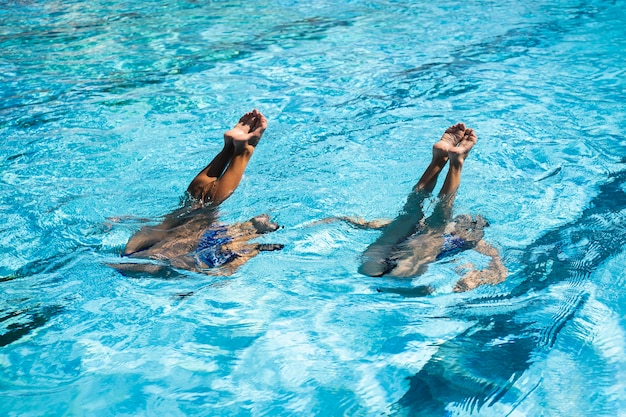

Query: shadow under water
393;165;626;415
0;304;63;348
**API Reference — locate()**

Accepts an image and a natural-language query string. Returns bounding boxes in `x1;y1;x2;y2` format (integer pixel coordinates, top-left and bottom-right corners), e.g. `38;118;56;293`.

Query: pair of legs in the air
359;123;477;278
352;123;507;291
352;124;506;292
186;109;267;205
118;109;282;277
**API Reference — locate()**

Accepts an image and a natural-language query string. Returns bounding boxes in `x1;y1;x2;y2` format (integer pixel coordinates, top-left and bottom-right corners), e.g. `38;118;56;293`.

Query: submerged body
339;124;507;291
114;110;282;276
388;214;486;277
119;208;281;276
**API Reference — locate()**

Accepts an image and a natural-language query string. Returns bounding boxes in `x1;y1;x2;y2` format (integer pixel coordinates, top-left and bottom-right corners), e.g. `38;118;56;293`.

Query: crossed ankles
448;128;477;166
225;108;268;153
431;124;477;167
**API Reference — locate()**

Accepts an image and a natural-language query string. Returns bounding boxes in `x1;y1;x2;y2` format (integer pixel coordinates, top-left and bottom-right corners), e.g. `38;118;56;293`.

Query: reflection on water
0;304;63;347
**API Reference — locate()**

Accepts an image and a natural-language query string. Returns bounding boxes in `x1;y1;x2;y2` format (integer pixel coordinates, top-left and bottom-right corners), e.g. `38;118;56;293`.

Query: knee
358;257;389;277
122;231;163;257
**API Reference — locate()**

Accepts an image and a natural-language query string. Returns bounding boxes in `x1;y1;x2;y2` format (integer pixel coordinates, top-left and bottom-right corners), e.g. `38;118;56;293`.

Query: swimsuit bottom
383;233;470;274
195;224;239;268
435;233;468;260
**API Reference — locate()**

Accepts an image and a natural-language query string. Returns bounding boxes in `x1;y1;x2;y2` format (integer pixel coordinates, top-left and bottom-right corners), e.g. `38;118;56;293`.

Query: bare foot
431;123;466;164
448;128;477;165
440;123;466;147
225;109;268;151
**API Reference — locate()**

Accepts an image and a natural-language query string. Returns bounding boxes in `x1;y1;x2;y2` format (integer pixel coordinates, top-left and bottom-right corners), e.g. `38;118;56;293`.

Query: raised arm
308;216;392;230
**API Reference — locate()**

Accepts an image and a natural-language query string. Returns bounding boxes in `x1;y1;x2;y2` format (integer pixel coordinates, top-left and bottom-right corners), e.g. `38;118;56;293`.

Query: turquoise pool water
1;0;625;415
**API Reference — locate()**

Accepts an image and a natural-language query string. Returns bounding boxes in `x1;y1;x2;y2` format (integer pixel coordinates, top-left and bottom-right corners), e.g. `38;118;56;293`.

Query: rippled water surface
1;0;625;415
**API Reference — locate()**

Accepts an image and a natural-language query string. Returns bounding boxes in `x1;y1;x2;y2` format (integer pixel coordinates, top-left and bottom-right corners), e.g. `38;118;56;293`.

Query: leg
438;128;477;198
359;123;467;277
122;226;170;256
426;128;478;228
207;140;254;205
187;109;267;205
415;123;466;193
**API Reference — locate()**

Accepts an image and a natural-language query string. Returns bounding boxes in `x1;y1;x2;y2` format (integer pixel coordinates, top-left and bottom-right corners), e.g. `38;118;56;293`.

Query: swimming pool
1;0;625;415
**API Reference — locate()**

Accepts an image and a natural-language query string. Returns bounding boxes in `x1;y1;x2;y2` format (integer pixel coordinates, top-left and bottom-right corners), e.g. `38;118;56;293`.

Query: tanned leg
427;128;478;227
438;128;476;198
187;109;267;205
415;123;466;193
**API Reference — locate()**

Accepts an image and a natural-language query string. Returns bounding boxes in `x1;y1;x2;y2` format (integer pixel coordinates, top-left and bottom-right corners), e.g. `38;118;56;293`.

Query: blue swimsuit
435;233;468;260
195;225;239;268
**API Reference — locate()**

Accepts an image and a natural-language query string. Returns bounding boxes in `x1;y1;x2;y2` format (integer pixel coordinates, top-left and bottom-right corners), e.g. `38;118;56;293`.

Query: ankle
448;156;465;169
432;142;450;164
